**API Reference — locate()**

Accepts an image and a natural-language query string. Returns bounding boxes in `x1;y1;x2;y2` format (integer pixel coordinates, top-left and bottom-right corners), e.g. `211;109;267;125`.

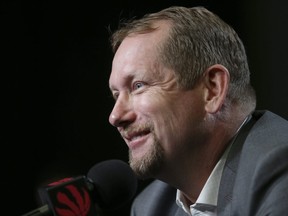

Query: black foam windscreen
87;159;138;210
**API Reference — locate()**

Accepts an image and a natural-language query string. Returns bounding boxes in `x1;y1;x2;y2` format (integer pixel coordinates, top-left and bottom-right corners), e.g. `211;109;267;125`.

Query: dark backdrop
2;0;288;215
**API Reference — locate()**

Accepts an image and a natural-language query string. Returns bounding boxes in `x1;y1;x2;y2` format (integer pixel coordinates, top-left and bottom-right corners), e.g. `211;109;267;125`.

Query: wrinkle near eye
153;73;178;91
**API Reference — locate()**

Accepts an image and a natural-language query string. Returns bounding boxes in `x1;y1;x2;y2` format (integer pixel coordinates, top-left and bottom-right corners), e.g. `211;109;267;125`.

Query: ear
202;64;230;113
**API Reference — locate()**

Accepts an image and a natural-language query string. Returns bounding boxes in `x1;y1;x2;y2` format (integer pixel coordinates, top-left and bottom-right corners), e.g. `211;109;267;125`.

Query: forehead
113;20;170;63
109;23;171;86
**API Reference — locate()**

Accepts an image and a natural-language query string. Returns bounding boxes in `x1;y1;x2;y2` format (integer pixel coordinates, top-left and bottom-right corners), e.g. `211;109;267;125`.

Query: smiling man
108;6;288;216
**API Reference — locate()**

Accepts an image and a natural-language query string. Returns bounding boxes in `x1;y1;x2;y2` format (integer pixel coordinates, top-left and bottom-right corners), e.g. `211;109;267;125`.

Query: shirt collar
175;115;251;215
176;144;230;214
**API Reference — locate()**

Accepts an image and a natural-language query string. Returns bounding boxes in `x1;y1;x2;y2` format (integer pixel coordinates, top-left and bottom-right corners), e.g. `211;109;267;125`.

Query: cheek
139;96;180;141
154;93;205;149
134;94;174;133
135;94;165;115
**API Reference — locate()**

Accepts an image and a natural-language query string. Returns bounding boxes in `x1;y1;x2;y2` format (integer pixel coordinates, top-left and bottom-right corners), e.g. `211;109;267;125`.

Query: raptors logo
40;176;97;216
54;184;91;216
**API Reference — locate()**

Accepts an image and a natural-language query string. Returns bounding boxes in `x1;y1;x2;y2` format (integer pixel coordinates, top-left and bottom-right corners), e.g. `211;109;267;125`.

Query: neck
158;112;250;203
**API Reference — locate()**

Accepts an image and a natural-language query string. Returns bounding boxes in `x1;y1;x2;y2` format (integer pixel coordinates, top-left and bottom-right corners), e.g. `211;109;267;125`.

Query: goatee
129;138;164;179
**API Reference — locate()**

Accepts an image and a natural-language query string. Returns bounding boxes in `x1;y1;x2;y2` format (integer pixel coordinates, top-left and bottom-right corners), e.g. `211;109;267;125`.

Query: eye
132;81;145;90
111;91;119;100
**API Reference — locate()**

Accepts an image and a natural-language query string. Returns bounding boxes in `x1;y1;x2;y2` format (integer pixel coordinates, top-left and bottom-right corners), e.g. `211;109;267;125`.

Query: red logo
54;184;91;216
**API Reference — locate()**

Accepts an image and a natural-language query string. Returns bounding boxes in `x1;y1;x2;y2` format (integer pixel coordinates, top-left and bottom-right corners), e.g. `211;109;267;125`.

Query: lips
124;129;149;140
122;129;150;149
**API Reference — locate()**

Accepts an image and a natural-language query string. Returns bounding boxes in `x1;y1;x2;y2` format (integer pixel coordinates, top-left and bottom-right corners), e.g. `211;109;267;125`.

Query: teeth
131;135;143;141
124;129;149;141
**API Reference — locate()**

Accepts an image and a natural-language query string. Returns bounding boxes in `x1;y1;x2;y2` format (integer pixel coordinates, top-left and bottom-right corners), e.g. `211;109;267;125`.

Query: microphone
21;159;138;216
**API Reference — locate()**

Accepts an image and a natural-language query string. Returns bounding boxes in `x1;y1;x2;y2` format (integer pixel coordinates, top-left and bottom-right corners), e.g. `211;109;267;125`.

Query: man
108;6;288;215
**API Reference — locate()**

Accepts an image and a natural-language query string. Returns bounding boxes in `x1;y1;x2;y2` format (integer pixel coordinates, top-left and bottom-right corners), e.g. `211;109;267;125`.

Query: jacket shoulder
231;110;288;215
131;180;185;216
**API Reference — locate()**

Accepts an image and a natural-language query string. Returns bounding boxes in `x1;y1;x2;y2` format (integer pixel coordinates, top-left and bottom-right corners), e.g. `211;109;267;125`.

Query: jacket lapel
217;114;257;215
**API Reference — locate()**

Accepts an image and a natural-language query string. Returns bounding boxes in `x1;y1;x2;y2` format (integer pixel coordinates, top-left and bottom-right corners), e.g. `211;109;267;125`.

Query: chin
128;144;164;179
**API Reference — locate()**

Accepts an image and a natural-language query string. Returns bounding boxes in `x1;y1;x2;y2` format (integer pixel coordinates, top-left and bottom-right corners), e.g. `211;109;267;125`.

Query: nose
109;94;136;127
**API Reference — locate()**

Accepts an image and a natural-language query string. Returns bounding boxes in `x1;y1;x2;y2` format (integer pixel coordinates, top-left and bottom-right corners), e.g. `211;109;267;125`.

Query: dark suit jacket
131;110;288;215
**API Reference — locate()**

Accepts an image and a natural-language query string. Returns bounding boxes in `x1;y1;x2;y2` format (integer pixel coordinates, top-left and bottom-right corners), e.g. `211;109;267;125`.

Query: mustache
121;123;154;138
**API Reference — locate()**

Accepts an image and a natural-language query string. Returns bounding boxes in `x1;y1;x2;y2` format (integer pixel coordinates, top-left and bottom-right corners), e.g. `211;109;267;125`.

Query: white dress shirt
176;144;230;215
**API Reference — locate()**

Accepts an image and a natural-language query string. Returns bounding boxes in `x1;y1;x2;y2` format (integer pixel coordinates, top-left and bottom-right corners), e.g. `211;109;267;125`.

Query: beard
129;137;164;180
